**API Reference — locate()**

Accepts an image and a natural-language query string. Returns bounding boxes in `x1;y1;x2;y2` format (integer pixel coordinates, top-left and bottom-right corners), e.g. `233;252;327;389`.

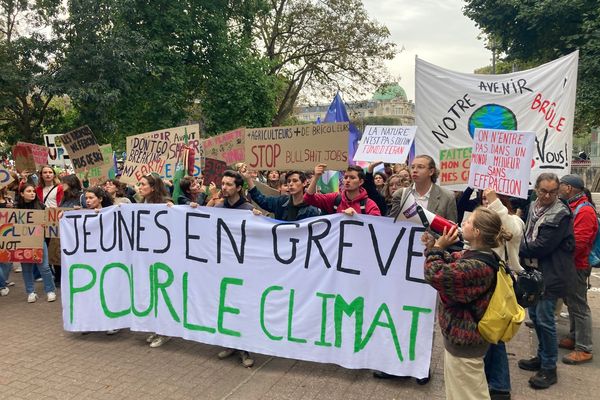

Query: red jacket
569;194;598;269
304;187;381;216
35;184;64;207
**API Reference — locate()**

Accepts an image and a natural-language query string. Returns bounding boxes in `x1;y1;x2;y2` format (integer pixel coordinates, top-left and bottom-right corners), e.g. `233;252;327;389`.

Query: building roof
372;83;407;101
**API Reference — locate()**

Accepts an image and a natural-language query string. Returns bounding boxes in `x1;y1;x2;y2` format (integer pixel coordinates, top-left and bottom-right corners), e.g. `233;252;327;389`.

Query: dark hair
413;154;439;183
286;170;308;183
374;171;387;183
85;186;114;208
105;179;127;198
535;172;560;188
346;165;365;180
179;176;196;195
223;170;244;189
583;188;596;209
61;174;82;202
17;183;44;209
140;173;171;204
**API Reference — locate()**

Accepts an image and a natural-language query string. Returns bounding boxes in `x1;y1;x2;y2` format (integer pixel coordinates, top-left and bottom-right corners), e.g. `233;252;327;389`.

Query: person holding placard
518;173;575;389
36;165;63;208
388;155;457;222
16;183;57;303
304;164;381;216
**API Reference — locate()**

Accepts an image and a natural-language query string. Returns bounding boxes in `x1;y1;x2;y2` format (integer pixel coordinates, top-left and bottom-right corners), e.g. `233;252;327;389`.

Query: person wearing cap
558;174;597;365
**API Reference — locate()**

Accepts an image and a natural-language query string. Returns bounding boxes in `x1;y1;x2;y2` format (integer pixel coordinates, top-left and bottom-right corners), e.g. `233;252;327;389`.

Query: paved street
2;271;600;399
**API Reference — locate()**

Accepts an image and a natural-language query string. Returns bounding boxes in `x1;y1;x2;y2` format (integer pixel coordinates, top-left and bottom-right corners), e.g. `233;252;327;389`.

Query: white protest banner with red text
416;51;578;190
353;126;416;163
60;206;436;379
469;129;535;199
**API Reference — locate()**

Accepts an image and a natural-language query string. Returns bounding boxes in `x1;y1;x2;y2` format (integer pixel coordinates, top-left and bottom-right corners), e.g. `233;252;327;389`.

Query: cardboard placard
44;134;72;167
0;209;46;262
76;144;114;184
203;158;228;188
354;125;417;163
0;166;14;189
469;128;535;199
121;124;203;185
203;128;245;165
12;144;37;172
439;147;472;186
59;126;104;173
16;142;49;170
244;123;349;171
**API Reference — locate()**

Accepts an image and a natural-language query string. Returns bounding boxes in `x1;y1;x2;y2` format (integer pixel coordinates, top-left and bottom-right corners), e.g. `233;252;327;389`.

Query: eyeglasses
537;188;559;196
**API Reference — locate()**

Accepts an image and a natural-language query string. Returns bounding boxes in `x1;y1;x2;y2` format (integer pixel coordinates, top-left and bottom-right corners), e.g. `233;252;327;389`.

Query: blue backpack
574;201;600;268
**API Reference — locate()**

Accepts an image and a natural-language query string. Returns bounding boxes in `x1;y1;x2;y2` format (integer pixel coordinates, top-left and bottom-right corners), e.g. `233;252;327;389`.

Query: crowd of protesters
0;155;596;400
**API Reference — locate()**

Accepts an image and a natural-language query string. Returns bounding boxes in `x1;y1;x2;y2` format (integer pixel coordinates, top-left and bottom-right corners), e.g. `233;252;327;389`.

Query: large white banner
416;51;578;189
60;206;436;378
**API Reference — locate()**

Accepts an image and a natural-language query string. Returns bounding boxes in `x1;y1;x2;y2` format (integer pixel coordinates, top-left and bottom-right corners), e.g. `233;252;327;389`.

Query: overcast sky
361;0;491;101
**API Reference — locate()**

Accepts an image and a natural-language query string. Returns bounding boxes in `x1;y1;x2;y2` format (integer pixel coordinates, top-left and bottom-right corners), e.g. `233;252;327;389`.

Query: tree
463;0;600;132
0;0;64;144
257;0;396;125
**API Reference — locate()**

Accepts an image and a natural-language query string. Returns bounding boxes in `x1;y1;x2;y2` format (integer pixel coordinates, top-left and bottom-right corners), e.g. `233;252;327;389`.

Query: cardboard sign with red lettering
469;128;535;199
203;128;245;165
121;124;203;185
244;123;349;171
59;126;104;173
439;147;472;186
0;209;45;263
354;126;417;163
16;142;49;170
203;158;228;188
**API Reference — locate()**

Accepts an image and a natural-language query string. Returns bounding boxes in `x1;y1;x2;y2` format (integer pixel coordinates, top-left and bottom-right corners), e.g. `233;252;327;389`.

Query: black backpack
333;194;367;214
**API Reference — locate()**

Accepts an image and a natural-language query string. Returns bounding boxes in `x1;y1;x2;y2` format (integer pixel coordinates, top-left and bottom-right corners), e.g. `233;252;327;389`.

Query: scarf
525;199;554;242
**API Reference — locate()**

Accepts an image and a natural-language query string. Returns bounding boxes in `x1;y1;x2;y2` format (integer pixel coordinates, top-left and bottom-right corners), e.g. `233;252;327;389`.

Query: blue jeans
529;298;558;369
21;243;55;294
484;341;511;392
0;262;11;288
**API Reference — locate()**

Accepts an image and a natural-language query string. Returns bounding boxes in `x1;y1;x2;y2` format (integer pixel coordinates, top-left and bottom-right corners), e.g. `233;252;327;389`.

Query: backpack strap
334;193;367;214
574;201;594;217
333;194;342;211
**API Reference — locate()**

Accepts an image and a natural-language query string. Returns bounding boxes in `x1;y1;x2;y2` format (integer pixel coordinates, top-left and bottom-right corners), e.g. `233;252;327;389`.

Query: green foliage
257;0;396;125
463;0;600;132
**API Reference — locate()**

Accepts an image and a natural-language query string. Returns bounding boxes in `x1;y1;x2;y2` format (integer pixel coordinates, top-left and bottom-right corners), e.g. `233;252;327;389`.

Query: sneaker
6;281;15;287
518;356;541;371
27;293;38;303
13;265;21;273
0;287;9;296
106;329;120;335
529;368;557;389
240;351;254;368
562;350;593;365
559;311;569;318
146;333;158;343
149;335;171;348
559;337;575;350
47;292;57;302
35;277;43;282
217;348;237;359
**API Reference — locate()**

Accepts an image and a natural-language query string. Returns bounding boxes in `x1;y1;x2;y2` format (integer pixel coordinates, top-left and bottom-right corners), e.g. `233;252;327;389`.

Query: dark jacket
363;172;388;215
520;199;575;299
248;186;320;221
177;192;207;206
304;187;381;216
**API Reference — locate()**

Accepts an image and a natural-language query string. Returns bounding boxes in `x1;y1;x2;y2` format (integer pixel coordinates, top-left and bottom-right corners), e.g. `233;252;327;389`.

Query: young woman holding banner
137;173;174;348
16;183;57;303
